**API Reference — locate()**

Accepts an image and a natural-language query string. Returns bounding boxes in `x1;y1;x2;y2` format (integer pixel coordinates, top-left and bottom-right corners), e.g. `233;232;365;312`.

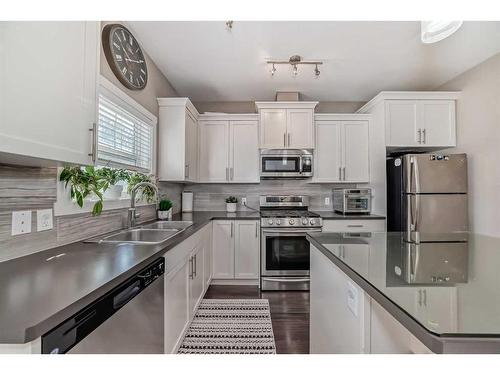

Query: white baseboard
210;279;260;286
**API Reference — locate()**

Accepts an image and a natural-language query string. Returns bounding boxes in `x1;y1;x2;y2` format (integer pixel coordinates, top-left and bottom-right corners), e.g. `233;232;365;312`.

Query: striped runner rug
177;299;276;354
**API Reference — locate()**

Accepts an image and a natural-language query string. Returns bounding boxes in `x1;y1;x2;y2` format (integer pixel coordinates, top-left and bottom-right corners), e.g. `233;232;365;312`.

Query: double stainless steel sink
87;221;194;245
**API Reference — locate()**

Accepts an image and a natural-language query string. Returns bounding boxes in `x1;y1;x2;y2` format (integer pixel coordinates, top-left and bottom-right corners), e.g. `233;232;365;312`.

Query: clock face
102;24;148;90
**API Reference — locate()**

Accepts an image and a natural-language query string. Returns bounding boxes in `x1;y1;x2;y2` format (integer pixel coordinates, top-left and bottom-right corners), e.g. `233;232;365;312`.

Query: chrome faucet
128;182;159;228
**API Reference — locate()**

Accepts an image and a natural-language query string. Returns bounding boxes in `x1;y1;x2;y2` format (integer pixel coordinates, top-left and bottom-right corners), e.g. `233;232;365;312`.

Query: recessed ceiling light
421;21;463;44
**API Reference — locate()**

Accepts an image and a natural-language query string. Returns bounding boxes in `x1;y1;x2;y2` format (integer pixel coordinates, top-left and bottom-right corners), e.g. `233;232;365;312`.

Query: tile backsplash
183;180;355;212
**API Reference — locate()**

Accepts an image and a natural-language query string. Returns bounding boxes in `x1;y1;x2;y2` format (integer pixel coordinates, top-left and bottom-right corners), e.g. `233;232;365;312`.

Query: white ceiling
128;21;500;102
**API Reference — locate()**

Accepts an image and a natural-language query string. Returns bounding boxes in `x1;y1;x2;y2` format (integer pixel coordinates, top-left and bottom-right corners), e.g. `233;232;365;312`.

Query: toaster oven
333;188;372;214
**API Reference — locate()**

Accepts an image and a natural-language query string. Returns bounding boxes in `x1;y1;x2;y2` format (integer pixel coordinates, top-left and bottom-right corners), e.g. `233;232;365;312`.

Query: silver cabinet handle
339;167;342;181
343;167;346;181
193;254;197;277
255;223;258;237
189;256;193;279
423;289;427;306
185;165;189;178
417;128;422;144
230;222;234;237
230;167;234;181
347;224;363;228
88;123;97;163
288;133;291;147
422;128;426;144
418;289;422;306
226;167;229;181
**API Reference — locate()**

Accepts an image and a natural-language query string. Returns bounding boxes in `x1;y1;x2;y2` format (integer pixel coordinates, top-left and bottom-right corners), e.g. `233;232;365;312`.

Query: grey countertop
0;211;260;344
307;231;500;353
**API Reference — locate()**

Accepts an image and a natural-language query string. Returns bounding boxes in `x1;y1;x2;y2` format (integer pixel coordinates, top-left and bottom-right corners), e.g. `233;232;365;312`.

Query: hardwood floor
204;285;310;354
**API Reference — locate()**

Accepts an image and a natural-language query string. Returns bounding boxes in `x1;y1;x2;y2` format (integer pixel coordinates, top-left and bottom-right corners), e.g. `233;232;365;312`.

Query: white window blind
97;93;153;172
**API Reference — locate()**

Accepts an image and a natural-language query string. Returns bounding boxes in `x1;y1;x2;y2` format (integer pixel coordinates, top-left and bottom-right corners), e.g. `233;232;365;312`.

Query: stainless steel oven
261;227;321;291
260;149;313;179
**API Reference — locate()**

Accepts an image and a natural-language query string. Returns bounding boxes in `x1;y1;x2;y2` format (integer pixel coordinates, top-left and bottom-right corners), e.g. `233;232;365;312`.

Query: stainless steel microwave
260;149;313;179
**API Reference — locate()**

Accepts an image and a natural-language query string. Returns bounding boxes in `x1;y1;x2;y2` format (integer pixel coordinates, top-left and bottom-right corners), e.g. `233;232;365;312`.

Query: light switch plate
12;211;32;236
325;197;330;205
37;208;54;232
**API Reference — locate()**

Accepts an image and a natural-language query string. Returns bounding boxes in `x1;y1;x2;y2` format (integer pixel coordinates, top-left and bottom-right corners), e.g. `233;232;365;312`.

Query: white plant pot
104;185;124;199
226;203;237;213
158;208;172;220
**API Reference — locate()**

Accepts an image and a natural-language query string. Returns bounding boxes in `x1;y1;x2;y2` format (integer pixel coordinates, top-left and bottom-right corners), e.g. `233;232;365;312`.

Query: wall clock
102;24;148;90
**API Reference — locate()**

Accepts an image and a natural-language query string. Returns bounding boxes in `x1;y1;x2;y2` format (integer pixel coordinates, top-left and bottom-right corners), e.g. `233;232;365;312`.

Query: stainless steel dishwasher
42;257;165;354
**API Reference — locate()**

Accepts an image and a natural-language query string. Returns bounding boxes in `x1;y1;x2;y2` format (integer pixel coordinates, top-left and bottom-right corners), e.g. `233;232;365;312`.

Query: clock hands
125;58;145;64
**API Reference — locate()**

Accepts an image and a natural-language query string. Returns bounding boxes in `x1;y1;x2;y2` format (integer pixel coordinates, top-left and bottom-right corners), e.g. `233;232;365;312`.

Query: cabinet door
234;221;260;279
419;287;457;333
385;100;420;146
198;120;229;182
420;101;456;147
229;121;259;183
286;108;314;148
185;112;198;181
212;221;235;279
259;109;287;148
0;22;99;165
164;260;190;353
313;121;342;182
343;121;370;182
189;247;205;316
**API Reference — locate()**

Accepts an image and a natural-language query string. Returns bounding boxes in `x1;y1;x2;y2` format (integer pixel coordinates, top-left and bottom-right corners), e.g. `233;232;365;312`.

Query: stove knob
276;219;281;225
309;219;316;226
302;218;308;225
289;219;295;225
267;219;274;225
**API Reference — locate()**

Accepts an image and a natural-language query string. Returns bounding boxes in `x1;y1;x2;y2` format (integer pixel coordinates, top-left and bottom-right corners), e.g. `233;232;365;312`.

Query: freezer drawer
406;194;468;242
403;153;467;194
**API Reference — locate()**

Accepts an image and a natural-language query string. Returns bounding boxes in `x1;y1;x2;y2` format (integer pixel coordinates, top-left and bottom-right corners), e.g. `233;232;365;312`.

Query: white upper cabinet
358;92;459;149
0;22;100;165
256;102;318;149
157;98;199;182
313;115;370;183
198;120;229;182
198;114;259;183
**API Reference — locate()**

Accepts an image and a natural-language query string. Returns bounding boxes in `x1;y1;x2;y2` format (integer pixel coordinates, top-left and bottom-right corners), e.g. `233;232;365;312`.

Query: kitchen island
307;231;500;354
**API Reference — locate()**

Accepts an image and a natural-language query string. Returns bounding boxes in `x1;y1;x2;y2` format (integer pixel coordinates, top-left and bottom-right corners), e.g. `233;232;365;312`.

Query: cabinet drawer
323;219;385;232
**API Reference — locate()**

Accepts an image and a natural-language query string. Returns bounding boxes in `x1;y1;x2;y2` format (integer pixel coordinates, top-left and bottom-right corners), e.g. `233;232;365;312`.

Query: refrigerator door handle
411;155;421;194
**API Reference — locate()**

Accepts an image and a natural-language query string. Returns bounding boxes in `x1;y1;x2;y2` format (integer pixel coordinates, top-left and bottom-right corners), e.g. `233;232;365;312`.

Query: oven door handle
262;229;322;234
261;277;310;283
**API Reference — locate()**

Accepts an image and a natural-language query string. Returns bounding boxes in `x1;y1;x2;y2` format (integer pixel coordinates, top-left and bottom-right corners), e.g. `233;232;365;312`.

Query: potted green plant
59;166;106;215
158;198;173;220
225;196;238;213
98;167;130;199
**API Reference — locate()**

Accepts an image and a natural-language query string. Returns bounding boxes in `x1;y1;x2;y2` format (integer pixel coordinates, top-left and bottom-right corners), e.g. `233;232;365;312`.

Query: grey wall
438;52;500;237
184;180;355;212
100;21;178;117
193;101;365;114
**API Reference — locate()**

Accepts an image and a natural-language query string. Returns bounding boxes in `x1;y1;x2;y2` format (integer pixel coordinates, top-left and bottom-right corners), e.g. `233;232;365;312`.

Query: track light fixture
266;55;323;77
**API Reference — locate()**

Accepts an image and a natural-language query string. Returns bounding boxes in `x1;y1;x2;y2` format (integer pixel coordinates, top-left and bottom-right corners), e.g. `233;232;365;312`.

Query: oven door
261;228;321;276
260;155;301;178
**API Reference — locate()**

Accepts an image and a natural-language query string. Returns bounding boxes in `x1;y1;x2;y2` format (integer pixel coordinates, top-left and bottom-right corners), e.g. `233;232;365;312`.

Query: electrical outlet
324;197;330;205
242;197;247;206
37;208;54;232
12;211;32;236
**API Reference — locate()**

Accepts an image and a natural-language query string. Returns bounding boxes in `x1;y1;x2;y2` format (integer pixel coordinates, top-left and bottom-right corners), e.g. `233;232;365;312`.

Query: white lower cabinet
310;244;433;354
322;219;386;233
212;220;260;282
310;245;370;353
163;223;212;353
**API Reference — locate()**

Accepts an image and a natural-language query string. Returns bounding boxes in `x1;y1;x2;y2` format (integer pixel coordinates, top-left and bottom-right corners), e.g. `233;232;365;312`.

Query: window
97;77;157;173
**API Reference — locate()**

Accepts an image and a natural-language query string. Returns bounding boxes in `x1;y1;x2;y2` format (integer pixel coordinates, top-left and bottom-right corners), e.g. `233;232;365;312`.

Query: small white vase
158;208;172;220
104;185;124;199
226;202;237;213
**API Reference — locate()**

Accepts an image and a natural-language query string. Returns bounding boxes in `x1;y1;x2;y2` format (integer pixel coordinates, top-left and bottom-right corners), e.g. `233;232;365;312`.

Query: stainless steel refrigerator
387;153;468;243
